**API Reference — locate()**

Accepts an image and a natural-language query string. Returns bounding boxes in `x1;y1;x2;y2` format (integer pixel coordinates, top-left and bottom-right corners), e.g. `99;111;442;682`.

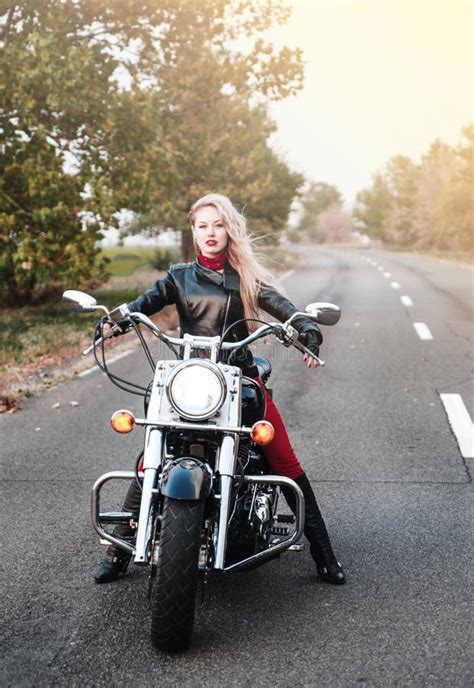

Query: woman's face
193;205;228;257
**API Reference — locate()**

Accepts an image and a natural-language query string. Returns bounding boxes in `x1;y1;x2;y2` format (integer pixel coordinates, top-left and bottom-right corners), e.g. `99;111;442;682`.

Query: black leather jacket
127;260;322;377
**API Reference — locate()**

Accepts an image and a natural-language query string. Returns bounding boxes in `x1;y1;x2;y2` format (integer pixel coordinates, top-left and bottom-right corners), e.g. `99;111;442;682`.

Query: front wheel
150;497;204;651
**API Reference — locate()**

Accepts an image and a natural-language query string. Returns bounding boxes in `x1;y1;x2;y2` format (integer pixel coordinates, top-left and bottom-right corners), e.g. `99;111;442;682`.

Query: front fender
160;458;212;500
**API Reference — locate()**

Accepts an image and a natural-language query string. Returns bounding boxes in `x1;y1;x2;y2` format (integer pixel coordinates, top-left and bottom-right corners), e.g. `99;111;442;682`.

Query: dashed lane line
440;394;474;459
413;322;433;340
272;256;472;465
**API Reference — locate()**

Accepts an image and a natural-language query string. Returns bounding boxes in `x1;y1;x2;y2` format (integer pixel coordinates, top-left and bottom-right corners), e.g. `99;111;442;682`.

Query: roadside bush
149;248;181;271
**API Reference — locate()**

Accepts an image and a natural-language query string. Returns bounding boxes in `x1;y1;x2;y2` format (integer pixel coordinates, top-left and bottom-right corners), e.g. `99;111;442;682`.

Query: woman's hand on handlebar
99;320;128;343
299;330;322;369
303;352;321;369
102;322;114;339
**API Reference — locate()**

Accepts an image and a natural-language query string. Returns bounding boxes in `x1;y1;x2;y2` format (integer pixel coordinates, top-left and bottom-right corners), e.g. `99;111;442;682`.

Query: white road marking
400;295;413;307
78;367;96;378
78;349;135;377
413;322;433;340
383;271;391;278
390;281;401;289
440;394;474;458
377;266;384;271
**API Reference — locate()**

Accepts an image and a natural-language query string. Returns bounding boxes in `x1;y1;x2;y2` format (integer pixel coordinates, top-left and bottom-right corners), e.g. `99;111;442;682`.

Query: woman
95;193;345;585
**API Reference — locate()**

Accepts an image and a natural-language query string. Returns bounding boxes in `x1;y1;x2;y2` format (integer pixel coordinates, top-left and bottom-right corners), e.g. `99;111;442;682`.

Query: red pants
253;377;304;480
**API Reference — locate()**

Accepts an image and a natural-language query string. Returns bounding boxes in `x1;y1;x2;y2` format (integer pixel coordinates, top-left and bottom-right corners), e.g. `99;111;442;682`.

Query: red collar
197;251;227;271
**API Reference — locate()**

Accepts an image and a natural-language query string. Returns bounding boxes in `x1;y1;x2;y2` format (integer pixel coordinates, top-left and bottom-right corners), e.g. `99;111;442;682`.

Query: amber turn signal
250;420;275;446
111;409;135;434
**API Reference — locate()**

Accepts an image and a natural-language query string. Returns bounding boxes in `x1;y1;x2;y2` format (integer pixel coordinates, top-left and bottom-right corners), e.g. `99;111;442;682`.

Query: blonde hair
189;193;277;329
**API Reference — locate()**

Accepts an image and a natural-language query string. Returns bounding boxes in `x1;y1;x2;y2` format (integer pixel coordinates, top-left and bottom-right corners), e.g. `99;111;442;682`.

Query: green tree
127;100;304;257
434;125;474;251
1;1;305;303
0;128;108;305
412;139;459;250
0;3;121;303
353;157;419;246
353;124;473;252
382;155;420;246
353;172;393;242
116;0;304;258
296;182;343;240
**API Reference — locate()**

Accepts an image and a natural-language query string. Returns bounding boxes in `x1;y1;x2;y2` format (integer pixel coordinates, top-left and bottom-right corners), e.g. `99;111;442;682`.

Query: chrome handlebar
83;308;324;366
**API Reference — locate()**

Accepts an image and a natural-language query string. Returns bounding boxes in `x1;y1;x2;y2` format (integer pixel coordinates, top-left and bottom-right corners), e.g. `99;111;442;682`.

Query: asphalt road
1;246;473;687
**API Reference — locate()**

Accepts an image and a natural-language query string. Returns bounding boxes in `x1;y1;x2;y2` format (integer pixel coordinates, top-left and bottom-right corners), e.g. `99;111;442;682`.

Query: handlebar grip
291;337;325;366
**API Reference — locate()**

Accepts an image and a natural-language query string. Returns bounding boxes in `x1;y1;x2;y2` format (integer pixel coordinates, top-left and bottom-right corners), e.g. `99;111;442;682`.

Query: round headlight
167;361;226;420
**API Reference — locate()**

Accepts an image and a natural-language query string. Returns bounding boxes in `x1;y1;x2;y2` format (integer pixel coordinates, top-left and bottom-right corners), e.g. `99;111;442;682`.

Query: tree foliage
112;0;304;258
1;0;304;304
353;174;392;241
0;128;108;304
295;181;345;242
1;2;121;304
315;207;353;244
353;125;474;252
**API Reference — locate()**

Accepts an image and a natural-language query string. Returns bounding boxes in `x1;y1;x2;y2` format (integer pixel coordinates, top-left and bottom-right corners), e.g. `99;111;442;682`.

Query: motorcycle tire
150;497;204;652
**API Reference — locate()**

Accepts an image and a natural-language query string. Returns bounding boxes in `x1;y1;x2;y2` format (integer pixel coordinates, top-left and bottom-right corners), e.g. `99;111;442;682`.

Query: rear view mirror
305;302;341;326
62;290;99;313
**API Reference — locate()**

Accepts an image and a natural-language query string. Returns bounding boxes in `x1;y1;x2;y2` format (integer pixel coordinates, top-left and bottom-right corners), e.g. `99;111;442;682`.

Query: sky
267;0;473;208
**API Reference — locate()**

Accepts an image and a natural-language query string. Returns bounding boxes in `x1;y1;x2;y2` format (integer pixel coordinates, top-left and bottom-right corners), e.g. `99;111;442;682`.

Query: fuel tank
241;377;266;425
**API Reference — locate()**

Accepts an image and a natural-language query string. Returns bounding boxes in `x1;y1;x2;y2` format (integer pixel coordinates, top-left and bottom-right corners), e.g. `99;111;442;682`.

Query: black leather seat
253;356;272;383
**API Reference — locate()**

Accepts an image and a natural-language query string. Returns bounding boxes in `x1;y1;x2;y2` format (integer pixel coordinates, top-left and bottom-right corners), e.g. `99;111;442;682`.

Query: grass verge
100;246;181;276
0;287;145;370
101;246;156;276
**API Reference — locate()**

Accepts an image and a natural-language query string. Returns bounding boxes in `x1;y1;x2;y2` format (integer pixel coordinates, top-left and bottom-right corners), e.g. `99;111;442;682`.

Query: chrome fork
134;427;163;565
214;435;238;570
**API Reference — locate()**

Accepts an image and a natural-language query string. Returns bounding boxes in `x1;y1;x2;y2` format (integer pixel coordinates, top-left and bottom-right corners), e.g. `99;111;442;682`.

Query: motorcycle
63;289;340;651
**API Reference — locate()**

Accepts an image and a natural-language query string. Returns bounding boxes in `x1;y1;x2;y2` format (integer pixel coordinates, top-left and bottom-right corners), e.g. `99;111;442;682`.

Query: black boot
282;473;346;585
94;545;130;584
95;478;142;584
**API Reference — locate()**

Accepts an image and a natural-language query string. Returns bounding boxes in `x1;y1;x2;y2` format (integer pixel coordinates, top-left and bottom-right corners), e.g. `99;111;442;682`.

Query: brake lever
292;337;325;366
280;325;325;366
